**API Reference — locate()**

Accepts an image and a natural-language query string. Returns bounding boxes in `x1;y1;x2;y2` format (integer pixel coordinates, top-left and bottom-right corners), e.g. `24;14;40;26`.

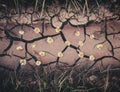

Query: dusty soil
0;6;120;71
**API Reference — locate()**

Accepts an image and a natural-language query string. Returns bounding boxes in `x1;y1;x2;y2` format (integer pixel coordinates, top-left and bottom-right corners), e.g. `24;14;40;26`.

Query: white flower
31;43;36;48
89;55;95;61
58;52;63;58
96;44;103;50
47;37;54;44
55;27;61;33
20;59;26;65
16;46;23;51
90;34;95;39
78;41;84;47
78;52;84;58
33;27;40;33
65;41;71;46
39;51;45;57
35;60;41;66
19;30;25;35
75;31;80;36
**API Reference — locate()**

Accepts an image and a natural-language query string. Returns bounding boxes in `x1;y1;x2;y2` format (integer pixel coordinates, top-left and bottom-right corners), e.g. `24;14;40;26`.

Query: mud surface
0;7;120;71
0;20;120;71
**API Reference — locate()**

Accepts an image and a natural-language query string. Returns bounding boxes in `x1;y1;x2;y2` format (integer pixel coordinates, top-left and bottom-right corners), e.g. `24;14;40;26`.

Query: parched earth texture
0;7;120;72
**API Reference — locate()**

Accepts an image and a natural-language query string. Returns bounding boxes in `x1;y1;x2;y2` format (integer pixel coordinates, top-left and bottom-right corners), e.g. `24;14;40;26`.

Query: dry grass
0;0;120;15
0;63;120;92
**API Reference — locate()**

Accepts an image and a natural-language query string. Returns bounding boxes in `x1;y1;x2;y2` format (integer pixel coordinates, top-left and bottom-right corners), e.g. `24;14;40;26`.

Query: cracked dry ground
0;13;120;72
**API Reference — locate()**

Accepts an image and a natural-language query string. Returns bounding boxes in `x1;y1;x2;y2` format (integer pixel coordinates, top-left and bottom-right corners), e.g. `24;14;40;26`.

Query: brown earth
0;6;120;71
0;20;120;71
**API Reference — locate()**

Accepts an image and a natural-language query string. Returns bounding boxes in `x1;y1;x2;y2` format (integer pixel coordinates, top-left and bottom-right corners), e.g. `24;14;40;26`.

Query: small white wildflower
33;27;41;33
65;41;71;46
35;60;41;66
78;52;84;58
89;55;95;61
75;31;80;36
58;52;63;58
16;46;23;51
39;51;46;57
47;37;54;44
20;59;26;65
